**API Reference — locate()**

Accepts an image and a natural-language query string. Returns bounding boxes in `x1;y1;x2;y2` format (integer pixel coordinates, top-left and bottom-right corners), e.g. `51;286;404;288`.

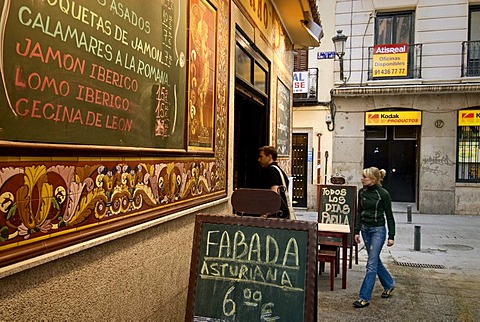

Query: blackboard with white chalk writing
318;185;357;226
186;214;317;322
0;0;186;149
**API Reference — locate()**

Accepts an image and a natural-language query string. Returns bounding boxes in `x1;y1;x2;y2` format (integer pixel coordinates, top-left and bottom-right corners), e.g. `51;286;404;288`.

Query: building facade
330;0;480;215
292;0;337;212
0;0;322;320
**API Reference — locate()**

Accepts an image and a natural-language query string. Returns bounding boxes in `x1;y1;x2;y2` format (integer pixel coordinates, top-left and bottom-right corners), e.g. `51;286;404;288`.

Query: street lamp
332;30;348;82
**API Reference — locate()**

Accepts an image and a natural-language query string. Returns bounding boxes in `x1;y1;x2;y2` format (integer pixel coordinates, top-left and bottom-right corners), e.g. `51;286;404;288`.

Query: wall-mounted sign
277;79;291;156
293;72;308;94
238;0;273;40
0;0;187;149
317;51;335;59
365;111;421;126
307;150;313;162
372;44;408;78
458;110;480;126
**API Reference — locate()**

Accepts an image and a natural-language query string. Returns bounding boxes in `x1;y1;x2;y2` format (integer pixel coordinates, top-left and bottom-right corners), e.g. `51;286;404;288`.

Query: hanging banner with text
458;110;480;126
372;44;408;78
365;111;422;126
293;71;308;94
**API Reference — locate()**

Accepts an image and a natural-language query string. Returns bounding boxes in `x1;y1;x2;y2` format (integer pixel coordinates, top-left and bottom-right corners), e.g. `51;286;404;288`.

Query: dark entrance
364;126;418;202
292;133;308;207
233;87;268;190
233;30;270;190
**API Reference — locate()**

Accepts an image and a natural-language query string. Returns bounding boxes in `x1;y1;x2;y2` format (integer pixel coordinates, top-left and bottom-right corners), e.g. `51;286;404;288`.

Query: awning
272;0;323;49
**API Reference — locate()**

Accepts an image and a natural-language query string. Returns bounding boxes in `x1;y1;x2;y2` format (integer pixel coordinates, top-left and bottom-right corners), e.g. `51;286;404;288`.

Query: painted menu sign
0;0;187;149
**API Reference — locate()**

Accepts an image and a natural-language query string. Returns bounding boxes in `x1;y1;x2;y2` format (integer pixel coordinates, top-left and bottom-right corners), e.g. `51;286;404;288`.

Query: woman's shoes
381;286;395;298
353;299;370;308
353;286;394;308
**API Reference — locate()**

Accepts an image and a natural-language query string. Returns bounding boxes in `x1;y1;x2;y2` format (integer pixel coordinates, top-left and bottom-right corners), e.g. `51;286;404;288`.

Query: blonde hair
362;167;386;186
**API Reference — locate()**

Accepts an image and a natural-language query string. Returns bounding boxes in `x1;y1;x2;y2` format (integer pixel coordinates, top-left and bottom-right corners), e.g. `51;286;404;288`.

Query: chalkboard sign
318;185;357;226
0;0;186;149
276;79;290;156
186;214;317;321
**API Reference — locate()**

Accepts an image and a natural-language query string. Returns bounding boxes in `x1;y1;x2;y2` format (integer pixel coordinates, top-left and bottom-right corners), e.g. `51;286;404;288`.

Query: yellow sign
372;44;408;77
458;110;480;126
365;111;422;126
238;0;273;40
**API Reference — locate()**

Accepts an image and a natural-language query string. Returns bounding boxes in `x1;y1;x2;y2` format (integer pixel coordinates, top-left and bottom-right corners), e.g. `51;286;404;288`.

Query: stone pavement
295;205;480;322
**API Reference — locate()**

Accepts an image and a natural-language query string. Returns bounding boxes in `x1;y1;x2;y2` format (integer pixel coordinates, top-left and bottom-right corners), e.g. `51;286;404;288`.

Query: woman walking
353;167;396;308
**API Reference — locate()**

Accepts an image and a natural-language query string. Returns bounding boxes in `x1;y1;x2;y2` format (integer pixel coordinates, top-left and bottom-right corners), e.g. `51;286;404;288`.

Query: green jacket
355;184;395;240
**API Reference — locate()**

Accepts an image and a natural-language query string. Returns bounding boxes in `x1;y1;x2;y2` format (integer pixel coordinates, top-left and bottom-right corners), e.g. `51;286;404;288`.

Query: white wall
335;0;480;86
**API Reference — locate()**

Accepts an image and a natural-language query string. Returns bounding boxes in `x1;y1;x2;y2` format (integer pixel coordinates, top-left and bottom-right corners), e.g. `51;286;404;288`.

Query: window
466;6;480;76
235;44;252;82
457;112;480;182
235;31;269;95
365;126;387;140
375;12;414;45
372;11;419;79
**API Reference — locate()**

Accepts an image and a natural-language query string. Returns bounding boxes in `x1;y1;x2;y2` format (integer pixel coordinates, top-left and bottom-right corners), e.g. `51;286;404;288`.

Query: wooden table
317;223;351;289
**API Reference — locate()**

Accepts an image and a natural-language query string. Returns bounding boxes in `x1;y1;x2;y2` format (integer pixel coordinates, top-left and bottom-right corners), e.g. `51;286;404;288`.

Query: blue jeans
358;225;395;302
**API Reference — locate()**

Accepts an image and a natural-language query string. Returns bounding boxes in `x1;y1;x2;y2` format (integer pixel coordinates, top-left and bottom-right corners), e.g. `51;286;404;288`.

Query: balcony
367;44;423;81
293;68;318;105
462;41;480;77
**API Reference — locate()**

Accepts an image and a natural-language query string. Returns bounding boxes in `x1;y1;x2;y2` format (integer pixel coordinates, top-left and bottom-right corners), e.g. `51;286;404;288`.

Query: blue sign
317;51;336;60
307;150;313;162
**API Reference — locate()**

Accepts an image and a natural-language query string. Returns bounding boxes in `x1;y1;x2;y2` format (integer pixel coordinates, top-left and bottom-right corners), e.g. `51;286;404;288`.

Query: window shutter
294;50;309;71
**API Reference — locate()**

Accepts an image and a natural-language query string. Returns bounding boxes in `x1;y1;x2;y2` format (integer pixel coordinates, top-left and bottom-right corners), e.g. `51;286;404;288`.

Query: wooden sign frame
186;214;317;321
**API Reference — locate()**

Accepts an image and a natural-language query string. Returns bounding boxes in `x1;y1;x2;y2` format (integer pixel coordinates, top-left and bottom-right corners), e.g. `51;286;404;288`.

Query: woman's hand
387;239;395;247
354;234;361;244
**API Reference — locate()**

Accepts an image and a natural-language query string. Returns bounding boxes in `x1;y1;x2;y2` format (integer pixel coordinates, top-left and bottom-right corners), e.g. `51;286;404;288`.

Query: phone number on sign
373;68;406;76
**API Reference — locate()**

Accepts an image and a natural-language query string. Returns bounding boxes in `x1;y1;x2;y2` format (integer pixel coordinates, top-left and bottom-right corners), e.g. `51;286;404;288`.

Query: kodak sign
365;111;421;126
458;110;480;126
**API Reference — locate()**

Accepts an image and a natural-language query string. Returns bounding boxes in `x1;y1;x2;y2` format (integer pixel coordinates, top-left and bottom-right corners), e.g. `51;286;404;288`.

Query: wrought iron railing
367;44;423;80
293;68;318;105
462;40;480;77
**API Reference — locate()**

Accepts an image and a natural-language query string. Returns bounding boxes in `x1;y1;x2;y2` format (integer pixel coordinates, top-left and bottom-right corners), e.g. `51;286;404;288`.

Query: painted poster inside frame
187;0;217;151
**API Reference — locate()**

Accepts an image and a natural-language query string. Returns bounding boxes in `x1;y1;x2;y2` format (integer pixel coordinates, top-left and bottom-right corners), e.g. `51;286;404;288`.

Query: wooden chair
317;248;337;291
231;188;282;217
318;237;341;275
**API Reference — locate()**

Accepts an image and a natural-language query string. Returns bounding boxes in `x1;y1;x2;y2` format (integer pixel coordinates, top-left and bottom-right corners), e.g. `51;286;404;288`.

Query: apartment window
466;6;480;76
457;111;480;182
371;11;419;79
375;12;414;45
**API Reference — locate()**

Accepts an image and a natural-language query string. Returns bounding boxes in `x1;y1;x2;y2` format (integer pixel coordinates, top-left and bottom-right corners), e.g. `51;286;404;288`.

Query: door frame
363;125;419;204
293;128;314;209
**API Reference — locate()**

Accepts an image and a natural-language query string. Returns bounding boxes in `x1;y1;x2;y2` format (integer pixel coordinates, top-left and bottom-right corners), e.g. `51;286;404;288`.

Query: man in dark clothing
258;146;290;218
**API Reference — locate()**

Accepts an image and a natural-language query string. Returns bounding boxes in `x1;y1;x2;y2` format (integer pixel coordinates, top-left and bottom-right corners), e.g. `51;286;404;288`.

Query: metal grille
462;40;480;77
367;44;423;80
394;260;445;269
457;125;480;182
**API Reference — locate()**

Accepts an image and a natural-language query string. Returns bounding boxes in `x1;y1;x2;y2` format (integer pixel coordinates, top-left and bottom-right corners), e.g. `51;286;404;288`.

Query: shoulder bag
272;165;297;220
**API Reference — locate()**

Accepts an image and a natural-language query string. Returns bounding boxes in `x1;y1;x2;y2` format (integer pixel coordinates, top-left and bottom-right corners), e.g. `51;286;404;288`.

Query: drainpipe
316;133;322;204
